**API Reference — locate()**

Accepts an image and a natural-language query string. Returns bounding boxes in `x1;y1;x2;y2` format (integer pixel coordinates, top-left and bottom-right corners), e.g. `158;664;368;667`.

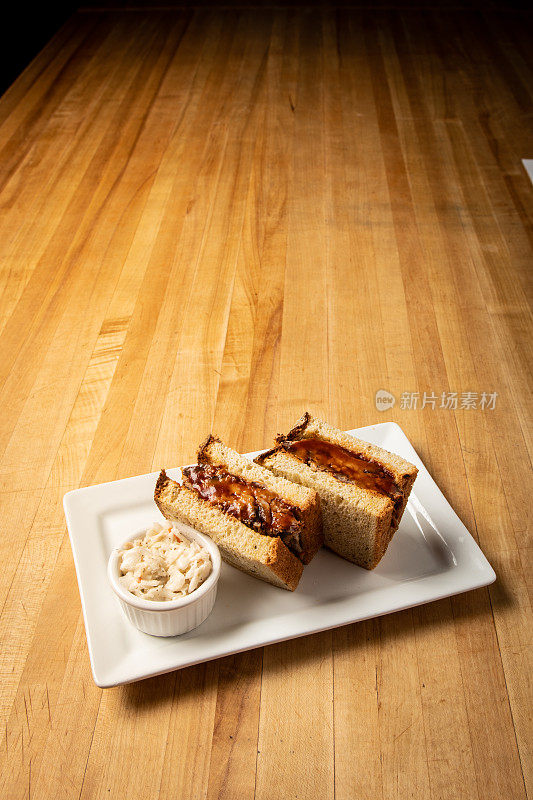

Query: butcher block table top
0;3;531;799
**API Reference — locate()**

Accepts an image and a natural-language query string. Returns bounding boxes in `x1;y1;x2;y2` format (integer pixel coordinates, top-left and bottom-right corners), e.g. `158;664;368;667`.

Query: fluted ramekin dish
107;523;221;637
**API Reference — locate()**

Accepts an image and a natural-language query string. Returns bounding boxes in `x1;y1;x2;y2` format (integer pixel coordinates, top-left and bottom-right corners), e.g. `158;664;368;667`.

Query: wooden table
0;4;531;798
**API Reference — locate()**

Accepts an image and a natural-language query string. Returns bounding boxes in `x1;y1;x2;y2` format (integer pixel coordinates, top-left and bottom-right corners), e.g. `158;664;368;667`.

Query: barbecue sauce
182;464;303;556
283;438;403;503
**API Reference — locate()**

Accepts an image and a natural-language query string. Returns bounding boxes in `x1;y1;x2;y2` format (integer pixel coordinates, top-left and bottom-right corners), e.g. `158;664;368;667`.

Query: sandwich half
154;435;323;591
255;413;418;569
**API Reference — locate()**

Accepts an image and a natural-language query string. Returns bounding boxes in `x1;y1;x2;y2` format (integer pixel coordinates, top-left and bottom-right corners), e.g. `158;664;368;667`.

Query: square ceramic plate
64;423;495;687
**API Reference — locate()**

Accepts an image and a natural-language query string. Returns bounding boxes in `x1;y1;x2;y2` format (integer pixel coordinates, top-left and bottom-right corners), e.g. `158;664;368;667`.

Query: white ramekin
107;523;221;637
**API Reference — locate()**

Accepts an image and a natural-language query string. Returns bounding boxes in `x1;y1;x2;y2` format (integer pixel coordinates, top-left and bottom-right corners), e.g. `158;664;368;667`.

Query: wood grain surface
0;4;531;799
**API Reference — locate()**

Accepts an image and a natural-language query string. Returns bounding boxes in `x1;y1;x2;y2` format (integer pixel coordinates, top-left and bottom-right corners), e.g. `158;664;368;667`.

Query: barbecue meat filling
182;464;303;557
282;438;405;528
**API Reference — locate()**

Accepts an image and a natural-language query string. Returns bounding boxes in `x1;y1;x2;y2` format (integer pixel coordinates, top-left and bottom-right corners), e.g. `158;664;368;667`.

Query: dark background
2;4;78;96
1;1;530;98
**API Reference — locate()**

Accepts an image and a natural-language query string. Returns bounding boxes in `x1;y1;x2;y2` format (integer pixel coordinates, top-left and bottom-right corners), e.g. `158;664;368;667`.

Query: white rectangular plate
64;423;495;687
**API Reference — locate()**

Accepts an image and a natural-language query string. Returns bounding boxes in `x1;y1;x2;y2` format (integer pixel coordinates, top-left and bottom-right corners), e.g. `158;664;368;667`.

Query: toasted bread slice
255;412;418;569
154;470;303;591
197;434;323;564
